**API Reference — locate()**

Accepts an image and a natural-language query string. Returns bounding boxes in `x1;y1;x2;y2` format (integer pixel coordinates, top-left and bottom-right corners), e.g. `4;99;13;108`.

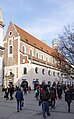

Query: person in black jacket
65;86;72;112
15;87;24;112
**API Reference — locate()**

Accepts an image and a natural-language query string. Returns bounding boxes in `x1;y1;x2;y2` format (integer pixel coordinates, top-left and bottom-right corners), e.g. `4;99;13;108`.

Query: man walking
40;86;50;118
15;87;24;112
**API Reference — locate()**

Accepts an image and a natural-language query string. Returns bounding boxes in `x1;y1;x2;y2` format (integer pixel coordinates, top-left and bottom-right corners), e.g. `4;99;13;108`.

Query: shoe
17;110;19;112
20;108;22;110
43;115;46;118
48;113;51;116
43;116;46;119
68;109;70;112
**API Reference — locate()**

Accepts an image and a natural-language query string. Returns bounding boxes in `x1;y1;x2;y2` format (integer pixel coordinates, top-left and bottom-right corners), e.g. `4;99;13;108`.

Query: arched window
36;52;39;58
30;49;32;56
42;69;45;75
57;72;59;77
42;55;44;60
9;46;12;54
48;70;50;75
23;67;27;74
22;46;26;54
35;67;38;74
46;57;48;62
53;71;55;76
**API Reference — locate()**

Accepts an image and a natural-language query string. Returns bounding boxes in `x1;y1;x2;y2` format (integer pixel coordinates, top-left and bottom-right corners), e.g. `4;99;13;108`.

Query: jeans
17;100;22;111
51;99;55;108
42;101;50;118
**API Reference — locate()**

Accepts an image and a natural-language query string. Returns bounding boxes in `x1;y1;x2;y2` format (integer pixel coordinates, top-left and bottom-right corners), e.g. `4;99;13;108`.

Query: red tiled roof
14;24;65;61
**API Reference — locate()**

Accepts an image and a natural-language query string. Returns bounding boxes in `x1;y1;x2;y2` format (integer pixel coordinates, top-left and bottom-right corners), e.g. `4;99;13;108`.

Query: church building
3;22;68;88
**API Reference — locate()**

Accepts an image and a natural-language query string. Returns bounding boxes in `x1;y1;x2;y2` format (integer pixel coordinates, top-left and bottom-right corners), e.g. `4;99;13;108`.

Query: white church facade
3;22;69;89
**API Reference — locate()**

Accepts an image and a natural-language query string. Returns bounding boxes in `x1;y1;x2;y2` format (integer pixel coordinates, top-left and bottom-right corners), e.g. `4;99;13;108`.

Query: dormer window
41;47;43;50
25;39;28;42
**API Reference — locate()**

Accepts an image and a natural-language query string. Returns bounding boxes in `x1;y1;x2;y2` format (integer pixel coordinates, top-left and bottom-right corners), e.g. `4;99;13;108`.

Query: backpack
41;91;49;100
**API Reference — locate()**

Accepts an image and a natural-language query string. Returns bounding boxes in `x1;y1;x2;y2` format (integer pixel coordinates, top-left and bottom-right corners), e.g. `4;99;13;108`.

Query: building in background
3;22;69;89
52;39;59;51
0;8;5;86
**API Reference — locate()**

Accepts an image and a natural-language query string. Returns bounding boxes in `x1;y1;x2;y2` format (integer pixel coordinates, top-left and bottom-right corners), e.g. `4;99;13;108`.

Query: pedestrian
9;85;14;100
4;87;9;100
15;87;24;112
40;86;50;118
57;82;62;99
35;86;39;100
50;85;57;109
65;86;72;112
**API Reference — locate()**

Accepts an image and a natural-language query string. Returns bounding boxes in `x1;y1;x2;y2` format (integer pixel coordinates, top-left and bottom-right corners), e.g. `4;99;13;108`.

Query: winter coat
50;87;56;99
15;90;23;101
65;90;72;103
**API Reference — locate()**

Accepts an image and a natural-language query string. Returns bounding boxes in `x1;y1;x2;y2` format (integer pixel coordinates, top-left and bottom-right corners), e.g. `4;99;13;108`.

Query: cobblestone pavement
0;88;74;119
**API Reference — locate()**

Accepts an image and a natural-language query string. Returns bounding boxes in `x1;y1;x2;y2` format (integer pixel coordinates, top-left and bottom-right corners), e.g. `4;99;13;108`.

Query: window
57;72;59;77
9;31;13;36
9;46;12;54
46;57;48;62
30;49;32;56
42;69;45;75
42;55;43;60
48;70;50;75
53;71;55;76
23;67;27;74
35;67;38;74
22;46;25;54
36;52;39;58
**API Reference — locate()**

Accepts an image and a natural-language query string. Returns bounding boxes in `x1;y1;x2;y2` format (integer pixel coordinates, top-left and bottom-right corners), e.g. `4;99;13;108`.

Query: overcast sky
0;0;74;46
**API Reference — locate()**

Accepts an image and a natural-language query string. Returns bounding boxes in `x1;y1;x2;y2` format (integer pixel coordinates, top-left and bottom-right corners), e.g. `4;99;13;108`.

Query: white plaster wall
4;63;62;89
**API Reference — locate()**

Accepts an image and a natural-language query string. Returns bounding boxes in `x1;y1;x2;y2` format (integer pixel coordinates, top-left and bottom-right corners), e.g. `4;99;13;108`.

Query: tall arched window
23;67;27;74
30;49;32;56
42;55;44;60
9;46;12;54
36;52;39;58
22;46;26;54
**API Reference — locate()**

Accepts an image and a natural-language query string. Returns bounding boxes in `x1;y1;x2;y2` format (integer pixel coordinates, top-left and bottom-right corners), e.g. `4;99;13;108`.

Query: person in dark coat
15;87;24;112
40;86;50;118
50;85;57;108
57;83;62;99
65;86;72;112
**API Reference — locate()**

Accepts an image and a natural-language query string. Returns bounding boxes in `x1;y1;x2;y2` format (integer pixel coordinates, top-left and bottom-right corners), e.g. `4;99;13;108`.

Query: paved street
0;87;74;119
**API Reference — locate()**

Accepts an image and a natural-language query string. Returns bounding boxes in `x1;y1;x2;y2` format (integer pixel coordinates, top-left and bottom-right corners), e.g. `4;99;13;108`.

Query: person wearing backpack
40;86;50;118
50;85;57;109
35;86;39;100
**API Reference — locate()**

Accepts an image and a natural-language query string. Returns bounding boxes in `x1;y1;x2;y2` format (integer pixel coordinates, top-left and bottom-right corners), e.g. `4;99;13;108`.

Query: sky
0;0;74;47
